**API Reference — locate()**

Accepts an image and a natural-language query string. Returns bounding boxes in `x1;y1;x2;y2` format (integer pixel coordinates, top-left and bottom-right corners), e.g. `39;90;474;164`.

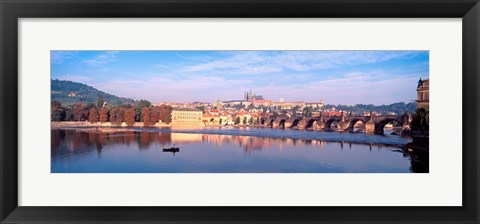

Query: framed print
1;0;479;223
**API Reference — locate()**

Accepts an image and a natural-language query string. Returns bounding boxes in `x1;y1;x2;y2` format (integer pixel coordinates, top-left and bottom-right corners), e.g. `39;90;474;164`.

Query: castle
244;89;265;102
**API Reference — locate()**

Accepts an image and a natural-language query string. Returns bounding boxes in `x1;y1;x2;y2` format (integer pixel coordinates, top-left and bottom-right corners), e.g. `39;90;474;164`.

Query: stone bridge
263;112;411;134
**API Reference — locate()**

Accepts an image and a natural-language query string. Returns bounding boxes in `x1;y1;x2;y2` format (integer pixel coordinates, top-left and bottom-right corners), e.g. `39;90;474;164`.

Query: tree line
51;97;173;126
410;107;429;133
322;102;417;115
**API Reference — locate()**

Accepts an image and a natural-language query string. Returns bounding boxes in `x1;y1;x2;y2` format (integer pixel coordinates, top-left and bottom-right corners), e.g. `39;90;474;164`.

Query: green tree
243;116;248;125
196;106;205;112
249;117;254;124
219;118;223;125
64;105;74;121
135;100;151;121
51;101;65;121
97;96;104;109
410;108;429;132
292;106;300;117
302;107;313;117
235;116;241;124
85;103;97;114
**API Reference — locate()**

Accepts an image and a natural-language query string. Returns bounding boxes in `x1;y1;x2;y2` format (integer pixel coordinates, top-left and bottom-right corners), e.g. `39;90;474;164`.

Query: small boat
163;144;179;152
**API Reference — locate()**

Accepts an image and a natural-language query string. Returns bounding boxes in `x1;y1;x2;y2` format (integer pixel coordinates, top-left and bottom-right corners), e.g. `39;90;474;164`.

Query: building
234;110;252;125
252;98;273;107
305;100;324;109
202;113;221;125
244;89;272;104
222;100;245;107
416;78;429;109
171;108;203;128
271;101;305;109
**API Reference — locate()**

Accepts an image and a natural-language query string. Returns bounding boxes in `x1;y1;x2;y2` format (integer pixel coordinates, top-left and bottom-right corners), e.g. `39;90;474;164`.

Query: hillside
51;79;135;106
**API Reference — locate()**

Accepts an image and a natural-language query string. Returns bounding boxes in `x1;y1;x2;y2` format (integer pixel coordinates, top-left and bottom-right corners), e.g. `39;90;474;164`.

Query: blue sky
51;50;429;105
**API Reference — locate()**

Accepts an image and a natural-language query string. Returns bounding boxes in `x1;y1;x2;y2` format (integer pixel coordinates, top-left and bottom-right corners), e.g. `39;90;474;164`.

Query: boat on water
163;144;179;152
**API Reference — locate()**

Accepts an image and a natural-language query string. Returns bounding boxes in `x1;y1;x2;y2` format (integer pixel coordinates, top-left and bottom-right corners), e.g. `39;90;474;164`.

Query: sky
51;50;429;105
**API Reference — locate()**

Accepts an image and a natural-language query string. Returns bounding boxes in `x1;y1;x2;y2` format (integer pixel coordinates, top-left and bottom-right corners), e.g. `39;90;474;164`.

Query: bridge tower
365;111;375;133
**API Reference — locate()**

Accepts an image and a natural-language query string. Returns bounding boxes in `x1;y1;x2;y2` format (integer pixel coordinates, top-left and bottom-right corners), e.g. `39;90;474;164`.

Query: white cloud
51;51;78;64
180;51;423;75
83;51;119;66
153;64;169;68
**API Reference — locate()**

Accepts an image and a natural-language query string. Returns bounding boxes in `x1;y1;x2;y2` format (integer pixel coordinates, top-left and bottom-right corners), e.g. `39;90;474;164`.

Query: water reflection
51;129;415;173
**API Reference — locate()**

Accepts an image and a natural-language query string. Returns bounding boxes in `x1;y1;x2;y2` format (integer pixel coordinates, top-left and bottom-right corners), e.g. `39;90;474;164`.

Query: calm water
51;128;416;173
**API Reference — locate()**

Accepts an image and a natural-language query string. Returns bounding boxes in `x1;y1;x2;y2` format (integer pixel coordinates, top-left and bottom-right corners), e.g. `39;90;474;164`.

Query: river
51;127;419;173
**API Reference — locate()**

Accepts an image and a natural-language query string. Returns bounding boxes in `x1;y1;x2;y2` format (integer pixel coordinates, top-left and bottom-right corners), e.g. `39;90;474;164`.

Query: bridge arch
305;119;317;129
325;118;341;130
290;118;302;128
278;119;286;129
260;118;266;125
346;118;366;132
268;119;275;128
375;118;403;134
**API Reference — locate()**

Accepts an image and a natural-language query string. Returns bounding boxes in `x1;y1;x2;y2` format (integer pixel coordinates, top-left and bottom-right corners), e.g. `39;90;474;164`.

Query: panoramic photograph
50;50;429;173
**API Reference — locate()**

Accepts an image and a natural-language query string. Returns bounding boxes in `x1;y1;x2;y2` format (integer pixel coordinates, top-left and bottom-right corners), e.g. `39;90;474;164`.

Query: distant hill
51;79;135;106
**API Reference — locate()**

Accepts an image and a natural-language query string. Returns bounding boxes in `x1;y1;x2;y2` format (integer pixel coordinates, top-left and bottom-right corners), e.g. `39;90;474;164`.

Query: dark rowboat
163;144;179;152
163;147;179;152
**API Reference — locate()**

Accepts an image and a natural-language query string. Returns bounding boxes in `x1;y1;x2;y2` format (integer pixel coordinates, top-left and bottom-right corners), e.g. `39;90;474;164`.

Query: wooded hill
51;79;135;106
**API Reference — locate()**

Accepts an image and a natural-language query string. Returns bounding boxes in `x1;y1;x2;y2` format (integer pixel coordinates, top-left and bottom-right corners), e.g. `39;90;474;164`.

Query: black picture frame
1;0;479;223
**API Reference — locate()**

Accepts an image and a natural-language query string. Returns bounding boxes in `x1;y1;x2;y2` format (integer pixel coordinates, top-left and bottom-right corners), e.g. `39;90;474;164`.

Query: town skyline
51;50;429;105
